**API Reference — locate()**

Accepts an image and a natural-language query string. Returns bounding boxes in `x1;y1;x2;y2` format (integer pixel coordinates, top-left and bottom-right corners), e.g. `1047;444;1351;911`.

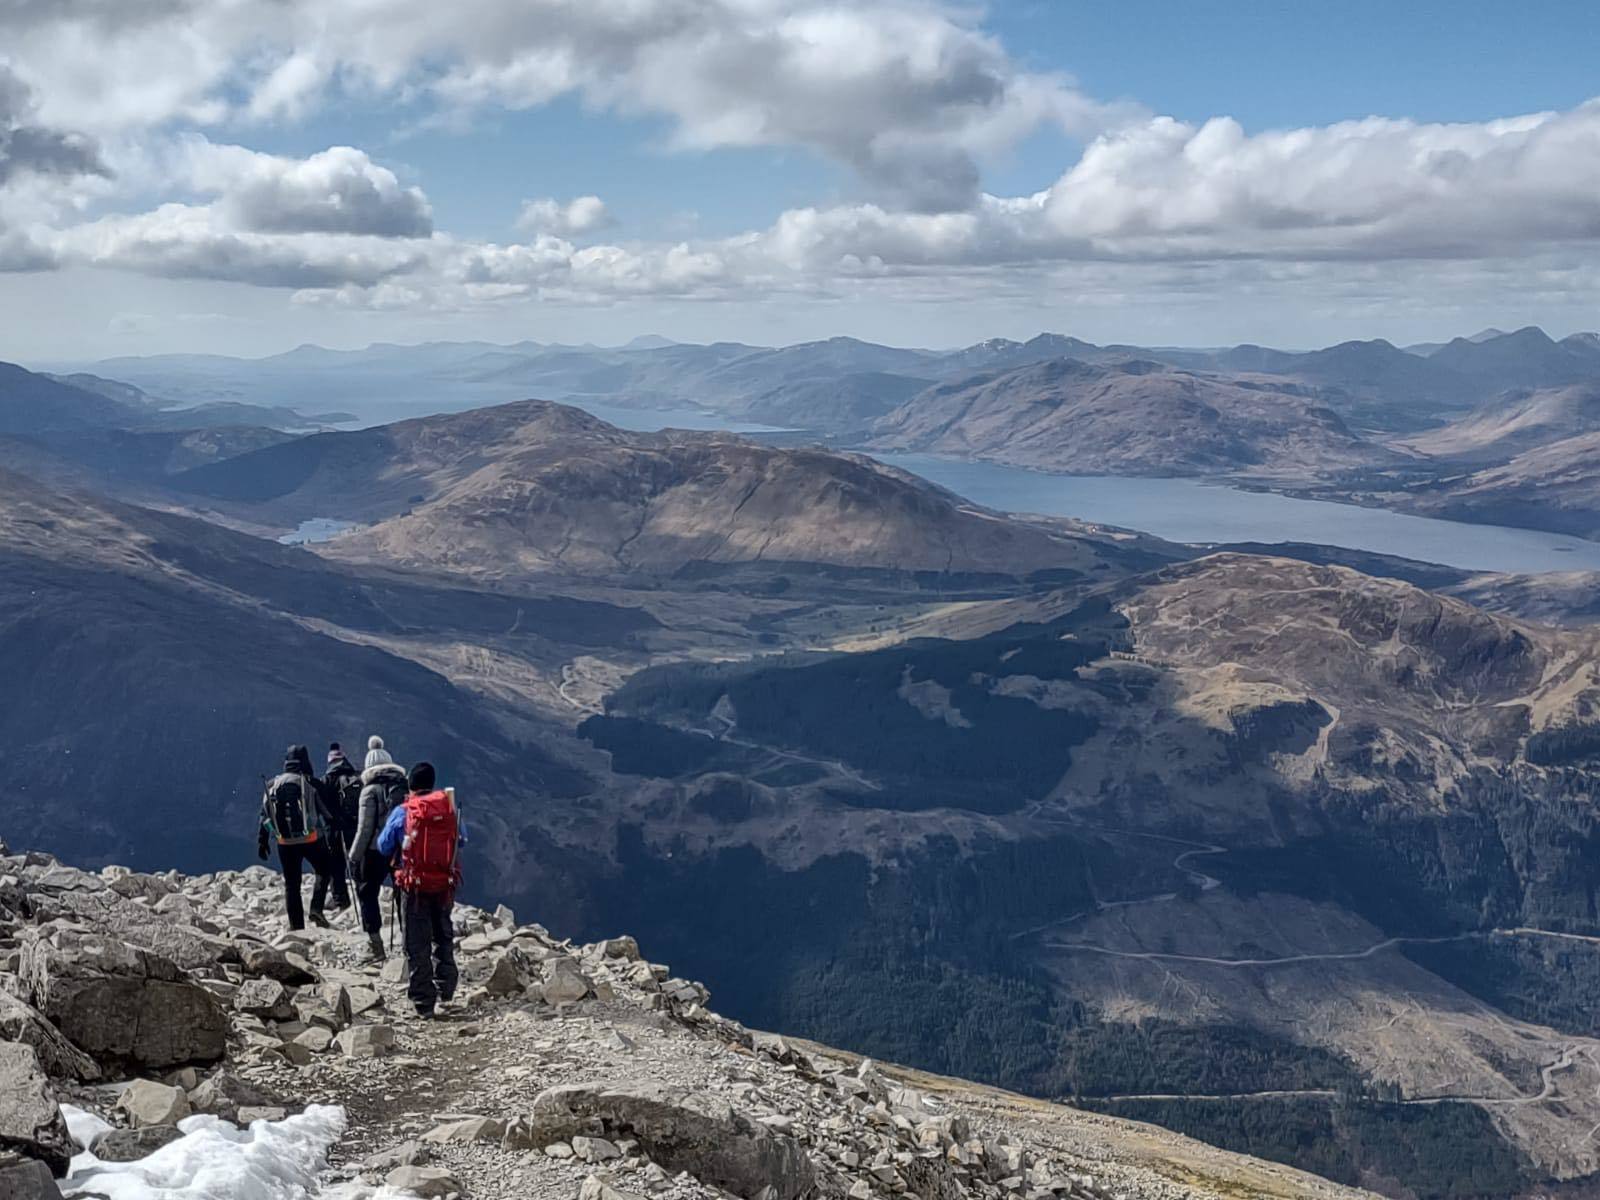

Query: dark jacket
258;746;334;850
325;755;361;834
348;762;408;864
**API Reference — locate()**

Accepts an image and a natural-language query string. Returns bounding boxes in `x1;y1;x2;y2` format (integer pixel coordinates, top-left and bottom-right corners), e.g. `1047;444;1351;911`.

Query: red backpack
393;790;461;896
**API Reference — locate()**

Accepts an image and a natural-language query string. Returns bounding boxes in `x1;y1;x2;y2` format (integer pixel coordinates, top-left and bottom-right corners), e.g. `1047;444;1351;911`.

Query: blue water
870;454;1600;575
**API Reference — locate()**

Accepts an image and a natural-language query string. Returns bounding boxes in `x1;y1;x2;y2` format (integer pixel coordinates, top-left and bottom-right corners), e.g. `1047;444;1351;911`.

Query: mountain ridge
0;837;1377;1200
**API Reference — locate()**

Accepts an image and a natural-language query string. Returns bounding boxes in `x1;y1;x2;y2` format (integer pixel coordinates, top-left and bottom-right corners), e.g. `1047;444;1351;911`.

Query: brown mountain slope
588;552;1600;1185
327;434;1145;580
1398;383;1600;462
170;399;1165;580
868;358;1397;478
1400;431;1600;540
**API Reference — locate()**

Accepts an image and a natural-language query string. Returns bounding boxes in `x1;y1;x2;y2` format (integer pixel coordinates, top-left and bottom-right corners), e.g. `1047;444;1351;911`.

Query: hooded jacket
348;762;408;863
325;753;361;834
258;746;334;842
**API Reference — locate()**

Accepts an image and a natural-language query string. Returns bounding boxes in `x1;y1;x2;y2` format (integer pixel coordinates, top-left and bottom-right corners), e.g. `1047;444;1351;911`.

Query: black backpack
265;773;323;846
378;777;407;823
335;772;364;829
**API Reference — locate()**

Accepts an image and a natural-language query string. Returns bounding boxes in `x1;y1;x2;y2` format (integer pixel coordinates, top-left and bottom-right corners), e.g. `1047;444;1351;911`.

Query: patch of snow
59;1103;346;1200
63;1104;114;1151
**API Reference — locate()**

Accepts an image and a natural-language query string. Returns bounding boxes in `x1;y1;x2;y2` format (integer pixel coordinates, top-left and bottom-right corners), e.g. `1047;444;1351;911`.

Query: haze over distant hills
867;358;1396;477
55;322;1600;429
25;320;1600;548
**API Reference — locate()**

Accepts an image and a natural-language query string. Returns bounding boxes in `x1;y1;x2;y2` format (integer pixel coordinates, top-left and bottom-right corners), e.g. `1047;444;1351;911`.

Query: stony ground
0;842;1374;1200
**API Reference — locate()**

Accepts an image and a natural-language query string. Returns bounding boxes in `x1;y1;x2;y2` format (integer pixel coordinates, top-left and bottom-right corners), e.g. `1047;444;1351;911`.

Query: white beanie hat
364;735;395;771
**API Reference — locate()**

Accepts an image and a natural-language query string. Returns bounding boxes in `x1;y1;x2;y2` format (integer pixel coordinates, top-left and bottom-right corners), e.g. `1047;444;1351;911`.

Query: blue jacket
376;795;468;858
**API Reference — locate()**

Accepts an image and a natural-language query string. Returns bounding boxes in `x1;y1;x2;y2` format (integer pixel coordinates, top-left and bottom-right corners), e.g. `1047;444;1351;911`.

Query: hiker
346;735;408;962
377;761;467;1017
322;742;360;911
257;745;336;931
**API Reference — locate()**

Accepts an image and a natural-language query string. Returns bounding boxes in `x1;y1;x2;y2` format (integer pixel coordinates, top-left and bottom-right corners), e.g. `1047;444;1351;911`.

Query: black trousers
323;825;352;908
402;891;458;1012
354;851;389;936
278;840;332;931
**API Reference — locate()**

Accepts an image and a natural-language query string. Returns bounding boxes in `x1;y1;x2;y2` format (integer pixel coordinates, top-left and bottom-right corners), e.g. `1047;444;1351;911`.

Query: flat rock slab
335;1025;396;1059
90;1124;185;1163
22;931;226;1070
385;1164;461;1198
528;1079;819;1200
117;1079;190;1129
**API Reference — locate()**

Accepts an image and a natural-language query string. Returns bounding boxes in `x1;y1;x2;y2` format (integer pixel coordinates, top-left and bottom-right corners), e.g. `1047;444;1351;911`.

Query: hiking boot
308;911;330;929
365;934;386;963
412;1005;436;1021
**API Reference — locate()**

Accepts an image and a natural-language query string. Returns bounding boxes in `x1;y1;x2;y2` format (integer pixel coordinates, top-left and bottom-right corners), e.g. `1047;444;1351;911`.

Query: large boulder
118;1080;190;1129
0;1043;71;1177
539;957;594;1006
385;1165;460;1198
234;979;295;1022
0;994;99;1083
239;946;318;986
526;1080;820;1200
334;1025;395;1059
103;869;177;904
20;929;226;1069
0;1153;63;1200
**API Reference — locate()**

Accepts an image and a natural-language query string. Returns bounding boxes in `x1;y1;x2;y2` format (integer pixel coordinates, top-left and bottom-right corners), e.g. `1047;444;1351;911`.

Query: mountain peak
1502;325;1557;345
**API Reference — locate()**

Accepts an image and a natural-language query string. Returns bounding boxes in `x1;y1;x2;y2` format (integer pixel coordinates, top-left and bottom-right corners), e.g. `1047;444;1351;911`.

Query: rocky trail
0;836;1375;1200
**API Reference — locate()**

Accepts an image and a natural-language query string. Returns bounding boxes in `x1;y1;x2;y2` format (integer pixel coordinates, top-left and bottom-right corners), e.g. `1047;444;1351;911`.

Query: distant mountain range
53;324;1600;433
18;319;1600;545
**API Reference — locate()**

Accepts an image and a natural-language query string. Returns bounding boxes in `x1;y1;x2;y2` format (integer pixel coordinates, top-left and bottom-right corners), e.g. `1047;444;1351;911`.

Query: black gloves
257;829;270;861
347;856;363;885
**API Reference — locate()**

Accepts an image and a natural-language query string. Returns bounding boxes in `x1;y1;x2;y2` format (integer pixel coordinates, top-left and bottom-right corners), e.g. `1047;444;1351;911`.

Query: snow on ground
59;1104;347;1200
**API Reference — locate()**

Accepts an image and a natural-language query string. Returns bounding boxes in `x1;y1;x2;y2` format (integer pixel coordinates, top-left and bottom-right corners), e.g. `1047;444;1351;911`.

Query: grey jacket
348;763;407;862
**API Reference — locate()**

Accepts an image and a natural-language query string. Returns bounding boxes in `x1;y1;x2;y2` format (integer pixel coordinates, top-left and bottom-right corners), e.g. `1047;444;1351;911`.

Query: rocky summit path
0;840;1373;1200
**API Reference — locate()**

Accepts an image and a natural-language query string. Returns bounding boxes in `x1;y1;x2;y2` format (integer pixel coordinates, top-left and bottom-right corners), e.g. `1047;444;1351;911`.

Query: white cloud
0;0;1115;211
6;1;1600;327
0;227;56;271
1027;105;1600;260
179;142;433;238
516;196;612;237
48;96;1600;312
54;203;429;288
705;101;1600;275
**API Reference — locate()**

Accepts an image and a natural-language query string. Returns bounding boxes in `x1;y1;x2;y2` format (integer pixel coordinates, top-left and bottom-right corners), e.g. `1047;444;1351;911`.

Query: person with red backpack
376;761;466;1018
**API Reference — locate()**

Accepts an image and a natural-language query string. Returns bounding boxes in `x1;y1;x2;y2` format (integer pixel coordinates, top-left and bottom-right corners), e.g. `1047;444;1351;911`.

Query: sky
2;0;1600;360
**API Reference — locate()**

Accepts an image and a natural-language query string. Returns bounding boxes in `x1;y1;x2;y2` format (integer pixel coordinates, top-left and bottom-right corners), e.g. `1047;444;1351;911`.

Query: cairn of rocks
0;836;1360;1200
